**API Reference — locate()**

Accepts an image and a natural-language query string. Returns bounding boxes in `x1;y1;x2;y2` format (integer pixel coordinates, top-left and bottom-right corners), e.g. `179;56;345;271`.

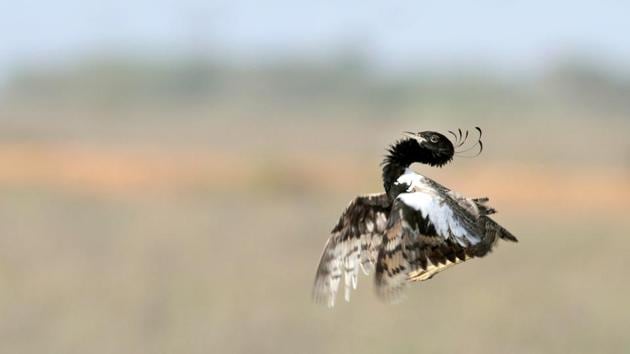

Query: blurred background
1;1;629;353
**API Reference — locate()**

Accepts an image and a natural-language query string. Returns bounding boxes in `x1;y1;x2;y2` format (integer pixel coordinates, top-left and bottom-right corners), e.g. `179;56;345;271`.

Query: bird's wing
312;193;391;307
375;176;517;302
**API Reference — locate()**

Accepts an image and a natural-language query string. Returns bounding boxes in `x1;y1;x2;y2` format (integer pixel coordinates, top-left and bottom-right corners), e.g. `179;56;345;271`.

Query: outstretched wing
312;193;391;307
375;173;517;302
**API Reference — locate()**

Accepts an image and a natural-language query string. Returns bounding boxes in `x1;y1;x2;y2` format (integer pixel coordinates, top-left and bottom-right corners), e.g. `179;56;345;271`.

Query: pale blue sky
1;0;629;77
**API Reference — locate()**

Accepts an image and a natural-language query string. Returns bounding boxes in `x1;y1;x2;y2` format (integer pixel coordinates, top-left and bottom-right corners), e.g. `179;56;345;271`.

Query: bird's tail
468;217;518;257
471;197;517;243
486;217;518;243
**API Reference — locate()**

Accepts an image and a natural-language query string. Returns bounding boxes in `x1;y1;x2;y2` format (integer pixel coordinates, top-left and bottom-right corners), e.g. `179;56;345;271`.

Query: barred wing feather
312;193;390;307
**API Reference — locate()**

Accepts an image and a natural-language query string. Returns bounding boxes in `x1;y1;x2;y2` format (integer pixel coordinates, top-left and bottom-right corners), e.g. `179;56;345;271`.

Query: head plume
447;126;484;158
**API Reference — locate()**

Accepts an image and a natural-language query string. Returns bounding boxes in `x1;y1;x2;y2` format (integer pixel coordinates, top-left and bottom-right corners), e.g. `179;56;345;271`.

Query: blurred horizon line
4;49;630;81
3;51;630;112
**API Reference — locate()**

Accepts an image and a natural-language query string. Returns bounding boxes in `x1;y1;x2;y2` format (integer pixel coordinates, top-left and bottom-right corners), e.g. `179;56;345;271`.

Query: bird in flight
312;128;517;307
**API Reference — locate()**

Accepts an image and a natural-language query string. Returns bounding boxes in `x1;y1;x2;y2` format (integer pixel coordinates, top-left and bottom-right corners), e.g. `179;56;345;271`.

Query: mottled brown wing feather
406;214;517;283
375;199;461;302
375;177;517;302
312;193;390;307
374;203;411;302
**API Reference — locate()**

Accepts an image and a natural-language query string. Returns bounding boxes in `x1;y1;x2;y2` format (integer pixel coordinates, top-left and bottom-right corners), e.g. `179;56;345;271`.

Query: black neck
381;138;434;197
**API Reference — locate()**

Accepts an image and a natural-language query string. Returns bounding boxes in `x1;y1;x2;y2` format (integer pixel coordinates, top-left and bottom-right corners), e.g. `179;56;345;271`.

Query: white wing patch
395;169;481;247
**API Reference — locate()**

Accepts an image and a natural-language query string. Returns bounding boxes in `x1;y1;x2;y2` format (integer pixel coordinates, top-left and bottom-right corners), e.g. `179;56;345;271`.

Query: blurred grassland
0;57;629;354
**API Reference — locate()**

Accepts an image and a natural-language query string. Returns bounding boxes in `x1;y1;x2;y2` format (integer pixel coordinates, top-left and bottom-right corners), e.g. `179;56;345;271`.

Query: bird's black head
402;130;455;167
382;128;482;196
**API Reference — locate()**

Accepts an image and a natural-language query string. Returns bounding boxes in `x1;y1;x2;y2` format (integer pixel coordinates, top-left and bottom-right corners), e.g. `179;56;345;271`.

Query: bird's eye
430;135;439;143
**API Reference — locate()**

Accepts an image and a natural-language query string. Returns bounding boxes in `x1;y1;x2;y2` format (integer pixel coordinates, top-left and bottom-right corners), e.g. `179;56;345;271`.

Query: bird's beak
403;131;425;142
403;131;417;138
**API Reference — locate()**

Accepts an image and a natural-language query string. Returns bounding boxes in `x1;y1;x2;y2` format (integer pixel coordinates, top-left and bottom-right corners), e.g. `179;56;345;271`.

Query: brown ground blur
1;60;629;353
